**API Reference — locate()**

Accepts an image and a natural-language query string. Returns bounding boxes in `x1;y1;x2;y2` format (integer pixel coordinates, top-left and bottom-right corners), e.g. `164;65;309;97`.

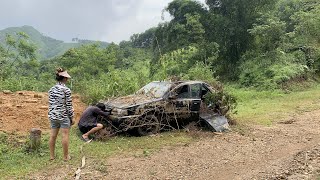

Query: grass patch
82;131;191;159
228;84;320;126
0;132;48;178
0;129;192;179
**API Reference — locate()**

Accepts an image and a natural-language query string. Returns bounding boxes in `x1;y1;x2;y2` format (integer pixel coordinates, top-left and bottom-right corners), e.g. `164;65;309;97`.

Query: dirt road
29;109;320;180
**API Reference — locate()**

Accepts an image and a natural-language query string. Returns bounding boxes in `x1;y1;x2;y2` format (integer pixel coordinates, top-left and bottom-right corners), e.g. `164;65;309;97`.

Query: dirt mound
0;91;87;134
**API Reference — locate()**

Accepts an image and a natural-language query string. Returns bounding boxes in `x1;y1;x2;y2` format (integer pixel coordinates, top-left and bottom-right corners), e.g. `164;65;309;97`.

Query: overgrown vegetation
1;0;320;104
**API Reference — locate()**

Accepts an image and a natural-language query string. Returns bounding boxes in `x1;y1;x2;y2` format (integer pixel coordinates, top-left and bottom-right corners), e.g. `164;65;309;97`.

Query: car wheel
137;114;160;136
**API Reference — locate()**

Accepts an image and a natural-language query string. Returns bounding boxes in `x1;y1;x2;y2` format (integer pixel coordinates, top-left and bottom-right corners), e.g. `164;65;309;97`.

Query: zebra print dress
48;82;74;122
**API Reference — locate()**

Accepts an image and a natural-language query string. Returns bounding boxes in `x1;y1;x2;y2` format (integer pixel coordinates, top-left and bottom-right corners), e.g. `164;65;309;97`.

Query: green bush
76;61;150;104
204;89;237;116
0;77;53;92
239;50;309;89
183;62;217;85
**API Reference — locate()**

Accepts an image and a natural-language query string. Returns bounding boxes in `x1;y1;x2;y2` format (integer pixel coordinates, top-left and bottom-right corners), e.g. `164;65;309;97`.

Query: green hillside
0;25;109;60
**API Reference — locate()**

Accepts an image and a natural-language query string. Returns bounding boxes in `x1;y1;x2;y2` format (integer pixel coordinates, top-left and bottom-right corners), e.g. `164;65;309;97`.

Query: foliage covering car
100;81;235;136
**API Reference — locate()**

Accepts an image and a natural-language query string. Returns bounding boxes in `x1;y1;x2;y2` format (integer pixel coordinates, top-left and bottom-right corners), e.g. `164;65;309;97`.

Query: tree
130;28;157;48
0;32;37;80
275;0;320;71
248;13;286;52
204;0;278;79
166;0;206;22
152;0;207;54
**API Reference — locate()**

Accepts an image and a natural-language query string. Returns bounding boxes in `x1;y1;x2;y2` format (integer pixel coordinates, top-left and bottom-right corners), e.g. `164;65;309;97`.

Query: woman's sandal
81;135;90;142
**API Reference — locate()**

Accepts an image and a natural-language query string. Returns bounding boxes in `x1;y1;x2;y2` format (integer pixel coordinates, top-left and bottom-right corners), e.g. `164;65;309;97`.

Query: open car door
199;83;230;132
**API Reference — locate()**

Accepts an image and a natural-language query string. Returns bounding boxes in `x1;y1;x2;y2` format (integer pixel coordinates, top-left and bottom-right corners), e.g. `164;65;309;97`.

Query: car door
169;83;202;114
189;83;202;112
174;84;190;114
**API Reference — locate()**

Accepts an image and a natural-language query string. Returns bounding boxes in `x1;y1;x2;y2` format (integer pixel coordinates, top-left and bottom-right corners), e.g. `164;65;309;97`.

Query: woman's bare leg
49;128;59;160
61;128;70;160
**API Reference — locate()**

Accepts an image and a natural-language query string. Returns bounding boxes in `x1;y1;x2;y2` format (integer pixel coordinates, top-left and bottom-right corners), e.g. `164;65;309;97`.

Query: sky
0;0;206;43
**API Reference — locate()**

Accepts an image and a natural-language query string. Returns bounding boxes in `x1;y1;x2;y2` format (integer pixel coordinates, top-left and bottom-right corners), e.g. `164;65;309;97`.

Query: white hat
58;71;71;78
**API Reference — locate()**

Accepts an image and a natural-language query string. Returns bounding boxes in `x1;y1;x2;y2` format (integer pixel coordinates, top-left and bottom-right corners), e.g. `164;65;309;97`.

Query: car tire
137;114;160;136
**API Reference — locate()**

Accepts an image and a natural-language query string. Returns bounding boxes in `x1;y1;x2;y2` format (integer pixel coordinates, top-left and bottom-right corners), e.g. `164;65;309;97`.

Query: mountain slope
0;25;109;60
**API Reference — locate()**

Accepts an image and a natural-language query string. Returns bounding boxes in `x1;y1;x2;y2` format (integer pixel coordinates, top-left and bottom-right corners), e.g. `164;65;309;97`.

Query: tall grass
228;83;320;126
0;77;54;92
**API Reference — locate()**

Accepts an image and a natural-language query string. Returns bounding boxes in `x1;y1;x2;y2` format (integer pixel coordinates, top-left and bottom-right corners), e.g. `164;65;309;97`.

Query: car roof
151;80;214;92
152;80;206;85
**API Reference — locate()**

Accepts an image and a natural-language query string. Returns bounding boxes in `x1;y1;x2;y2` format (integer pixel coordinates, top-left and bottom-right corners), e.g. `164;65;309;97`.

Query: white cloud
0;0;206;43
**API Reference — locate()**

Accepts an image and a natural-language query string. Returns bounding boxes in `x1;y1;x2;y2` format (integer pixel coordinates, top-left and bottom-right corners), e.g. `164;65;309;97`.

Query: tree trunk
29;128;41;152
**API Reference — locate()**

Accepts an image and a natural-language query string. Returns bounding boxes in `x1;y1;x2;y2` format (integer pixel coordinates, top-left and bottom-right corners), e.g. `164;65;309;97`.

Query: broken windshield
136;81;172;98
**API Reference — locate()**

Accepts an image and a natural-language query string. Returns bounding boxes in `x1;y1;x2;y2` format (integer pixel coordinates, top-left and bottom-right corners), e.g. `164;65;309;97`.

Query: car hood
105;94;162;109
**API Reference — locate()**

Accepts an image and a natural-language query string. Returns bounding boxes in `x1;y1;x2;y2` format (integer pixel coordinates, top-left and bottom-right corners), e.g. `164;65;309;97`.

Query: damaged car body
100;81;230;136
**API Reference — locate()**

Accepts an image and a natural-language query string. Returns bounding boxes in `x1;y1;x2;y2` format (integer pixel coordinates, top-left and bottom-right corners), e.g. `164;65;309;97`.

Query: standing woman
48;68;74;161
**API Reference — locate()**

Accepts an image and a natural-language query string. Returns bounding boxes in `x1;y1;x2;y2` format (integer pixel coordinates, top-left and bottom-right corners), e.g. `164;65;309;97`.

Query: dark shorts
79;125;97;134
50;118;71;129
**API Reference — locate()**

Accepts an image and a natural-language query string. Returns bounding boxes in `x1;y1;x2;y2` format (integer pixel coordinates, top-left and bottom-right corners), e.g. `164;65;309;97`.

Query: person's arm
94;107;110;117
65;88;74;121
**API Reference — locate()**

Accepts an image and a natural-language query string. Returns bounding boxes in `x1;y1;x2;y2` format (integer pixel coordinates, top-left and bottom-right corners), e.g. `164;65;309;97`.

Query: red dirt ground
0;91;87;134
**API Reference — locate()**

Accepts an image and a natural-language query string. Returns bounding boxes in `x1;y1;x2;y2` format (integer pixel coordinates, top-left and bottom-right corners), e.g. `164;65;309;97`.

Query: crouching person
78;103;110;142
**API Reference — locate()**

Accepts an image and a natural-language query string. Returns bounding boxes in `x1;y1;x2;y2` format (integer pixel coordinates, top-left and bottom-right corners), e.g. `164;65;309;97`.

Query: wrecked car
100;81;231;136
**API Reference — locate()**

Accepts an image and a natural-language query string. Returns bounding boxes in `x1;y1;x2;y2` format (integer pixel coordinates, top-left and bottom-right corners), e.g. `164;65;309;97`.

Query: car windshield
136;82;172;98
